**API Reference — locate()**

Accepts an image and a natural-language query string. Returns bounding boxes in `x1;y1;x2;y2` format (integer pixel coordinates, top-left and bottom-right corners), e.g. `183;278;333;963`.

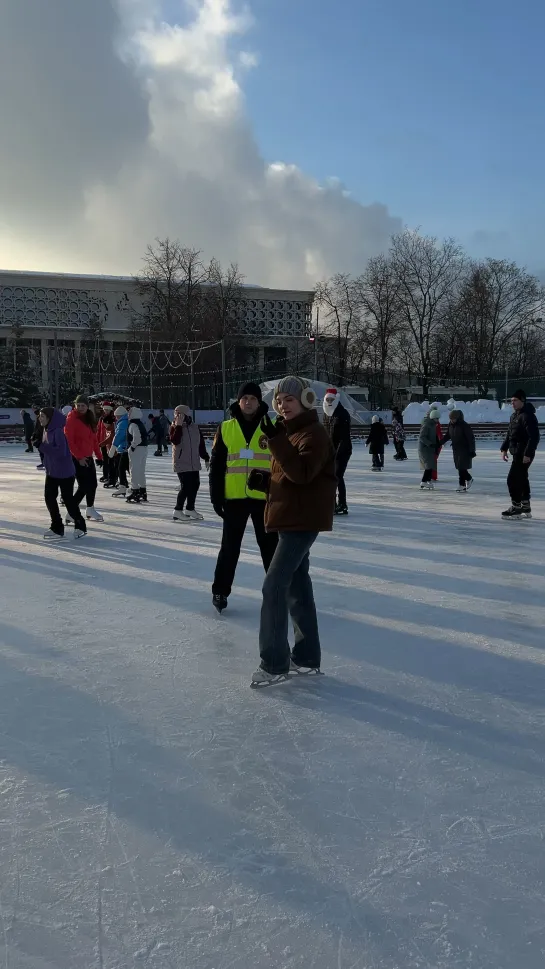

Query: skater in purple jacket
39;407;87;541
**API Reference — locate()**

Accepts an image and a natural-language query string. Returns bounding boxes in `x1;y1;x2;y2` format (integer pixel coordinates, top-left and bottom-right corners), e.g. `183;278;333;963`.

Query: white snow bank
403;398;545;424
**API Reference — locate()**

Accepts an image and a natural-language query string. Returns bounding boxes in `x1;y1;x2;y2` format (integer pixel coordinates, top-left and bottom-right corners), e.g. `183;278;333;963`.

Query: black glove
213;502;225;519
260;414;282;439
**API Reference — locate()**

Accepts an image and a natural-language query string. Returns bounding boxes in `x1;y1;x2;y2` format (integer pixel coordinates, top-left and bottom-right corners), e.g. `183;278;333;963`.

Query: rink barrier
2;422;544;445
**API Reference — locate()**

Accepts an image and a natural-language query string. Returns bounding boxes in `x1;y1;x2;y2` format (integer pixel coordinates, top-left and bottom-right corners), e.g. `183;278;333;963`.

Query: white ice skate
455;486;467;493
74;528;87;539
465;477;473;491
112;486;127;498
173;510;190;521
86;507;104;522
289;660;323;676
43;528;64;542
186;510;204;521
420;482;434;490
250;668;290;688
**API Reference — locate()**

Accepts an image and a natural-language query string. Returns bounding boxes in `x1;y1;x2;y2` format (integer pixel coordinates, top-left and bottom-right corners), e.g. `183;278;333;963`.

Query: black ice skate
126;489;142;503
502;503;523;520
213;594;228;614
335;503;348;515
139;488;148;503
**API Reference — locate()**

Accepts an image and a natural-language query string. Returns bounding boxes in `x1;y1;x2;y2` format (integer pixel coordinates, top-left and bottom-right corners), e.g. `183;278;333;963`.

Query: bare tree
134;238;209;341
389;231;465;396
204;258;245;339
452;259;543;395
314;274;365;386
354;254;404;406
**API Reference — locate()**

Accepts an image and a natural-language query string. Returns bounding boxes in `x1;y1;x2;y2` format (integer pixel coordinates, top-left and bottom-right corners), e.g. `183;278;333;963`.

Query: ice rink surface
1;442;545;969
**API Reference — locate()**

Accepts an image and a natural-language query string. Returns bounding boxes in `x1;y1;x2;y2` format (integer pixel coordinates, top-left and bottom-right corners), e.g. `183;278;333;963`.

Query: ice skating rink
1;442;545;969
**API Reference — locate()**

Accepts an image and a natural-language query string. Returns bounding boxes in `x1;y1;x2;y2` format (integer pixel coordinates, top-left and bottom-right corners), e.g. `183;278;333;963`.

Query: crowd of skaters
15;380;540;685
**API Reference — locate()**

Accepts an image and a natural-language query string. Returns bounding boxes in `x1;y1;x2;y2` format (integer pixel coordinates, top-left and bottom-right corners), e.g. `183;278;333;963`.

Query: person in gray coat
440;409;476;492
170;405;209;521
418;407;441;489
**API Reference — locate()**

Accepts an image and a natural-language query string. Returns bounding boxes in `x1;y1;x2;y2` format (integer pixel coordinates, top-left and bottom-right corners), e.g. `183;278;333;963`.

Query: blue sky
242;0;545;271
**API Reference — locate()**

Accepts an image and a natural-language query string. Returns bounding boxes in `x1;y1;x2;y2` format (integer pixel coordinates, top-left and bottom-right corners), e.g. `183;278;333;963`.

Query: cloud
0;0;402;287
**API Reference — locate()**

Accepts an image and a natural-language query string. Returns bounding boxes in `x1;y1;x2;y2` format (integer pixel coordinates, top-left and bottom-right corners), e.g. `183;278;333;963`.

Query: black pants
334;451;351;507
394;440;407;460
176;471;200;511
212;499;279;598
507;456;532;504
422;468;433;482
25;434;34;451
110;451;129;487
44;476;86;535
155;431;165;453
73;458;98;508
372;451;384;468
100;446;111;482
458;469;472;487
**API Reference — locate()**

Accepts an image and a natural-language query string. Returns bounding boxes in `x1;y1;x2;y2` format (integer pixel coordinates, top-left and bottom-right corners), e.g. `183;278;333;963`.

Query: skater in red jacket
64;396;104;523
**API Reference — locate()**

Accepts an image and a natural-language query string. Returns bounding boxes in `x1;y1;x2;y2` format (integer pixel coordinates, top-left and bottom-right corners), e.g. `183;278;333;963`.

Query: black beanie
512;388;526;402
237;381;262;402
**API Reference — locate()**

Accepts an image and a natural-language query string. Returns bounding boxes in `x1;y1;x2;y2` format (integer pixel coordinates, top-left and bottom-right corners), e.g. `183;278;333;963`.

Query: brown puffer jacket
265;410;336;532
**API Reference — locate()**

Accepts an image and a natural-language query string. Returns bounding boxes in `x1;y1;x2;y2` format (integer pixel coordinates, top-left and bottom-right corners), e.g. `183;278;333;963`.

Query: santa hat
324;388;338;397
101;401;113;410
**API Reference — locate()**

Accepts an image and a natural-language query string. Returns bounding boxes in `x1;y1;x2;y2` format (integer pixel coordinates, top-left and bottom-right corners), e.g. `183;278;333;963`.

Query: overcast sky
0;0;543;287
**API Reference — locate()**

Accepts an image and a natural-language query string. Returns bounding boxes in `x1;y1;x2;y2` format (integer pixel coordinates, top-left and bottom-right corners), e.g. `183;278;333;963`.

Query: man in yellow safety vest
210;382;278;613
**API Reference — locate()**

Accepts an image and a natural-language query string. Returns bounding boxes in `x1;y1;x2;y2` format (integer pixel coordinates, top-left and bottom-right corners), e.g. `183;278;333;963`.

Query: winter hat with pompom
114;406;128;417
428;407;441;420
273;376;317;412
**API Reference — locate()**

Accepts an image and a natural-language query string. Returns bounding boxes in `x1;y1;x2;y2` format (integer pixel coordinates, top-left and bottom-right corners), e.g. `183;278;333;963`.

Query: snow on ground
1;442;545;969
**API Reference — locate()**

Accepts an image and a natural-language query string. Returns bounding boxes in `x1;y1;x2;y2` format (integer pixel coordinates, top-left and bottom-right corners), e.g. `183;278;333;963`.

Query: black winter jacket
209;401;269;507
501;402;540;460
322;403;352;457
366;422;389;454
441;417;476;471
32;414;44;446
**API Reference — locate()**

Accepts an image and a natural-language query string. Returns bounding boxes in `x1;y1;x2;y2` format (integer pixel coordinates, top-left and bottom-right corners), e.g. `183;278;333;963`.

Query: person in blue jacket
105;406;130;496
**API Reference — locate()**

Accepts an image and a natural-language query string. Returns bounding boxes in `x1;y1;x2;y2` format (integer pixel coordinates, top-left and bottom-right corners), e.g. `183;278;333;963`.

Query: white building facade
0;270;314;403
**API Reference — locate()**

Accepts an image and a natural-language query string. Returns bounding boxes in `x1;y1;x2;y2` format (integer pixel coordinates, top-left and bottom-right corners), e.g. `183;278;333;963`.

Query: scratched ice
0;442;544;968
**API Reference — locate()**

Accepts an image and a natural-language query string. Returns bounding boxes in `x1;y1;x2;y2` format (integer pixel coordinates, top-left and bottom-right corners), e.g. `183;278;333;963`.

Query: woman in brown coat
251;376;336;687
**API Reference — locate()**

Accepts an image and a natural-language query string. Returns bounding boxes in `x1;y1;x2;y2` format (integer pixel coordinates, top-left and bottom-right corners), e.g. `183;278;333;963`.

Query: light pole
190;348;196;419
148;329;154;410
221;337;227;417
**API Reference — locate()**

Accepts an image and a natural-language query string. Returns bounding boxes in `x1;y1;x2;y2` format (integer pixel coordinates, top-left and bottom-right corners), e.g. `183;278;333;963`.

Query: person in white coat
126;406;149;503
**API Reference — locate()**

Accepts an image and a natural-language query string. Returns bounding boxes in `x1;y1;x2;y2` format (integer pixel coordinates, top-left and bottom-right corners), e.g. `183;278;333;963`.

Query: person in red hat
322;388;352;514
97;402;116;484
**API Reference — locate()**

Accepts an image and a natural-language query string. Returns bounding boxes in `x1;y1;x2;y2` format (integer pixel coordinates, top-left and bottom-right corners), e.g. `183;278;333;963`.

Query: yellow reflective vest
221;418;272;500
